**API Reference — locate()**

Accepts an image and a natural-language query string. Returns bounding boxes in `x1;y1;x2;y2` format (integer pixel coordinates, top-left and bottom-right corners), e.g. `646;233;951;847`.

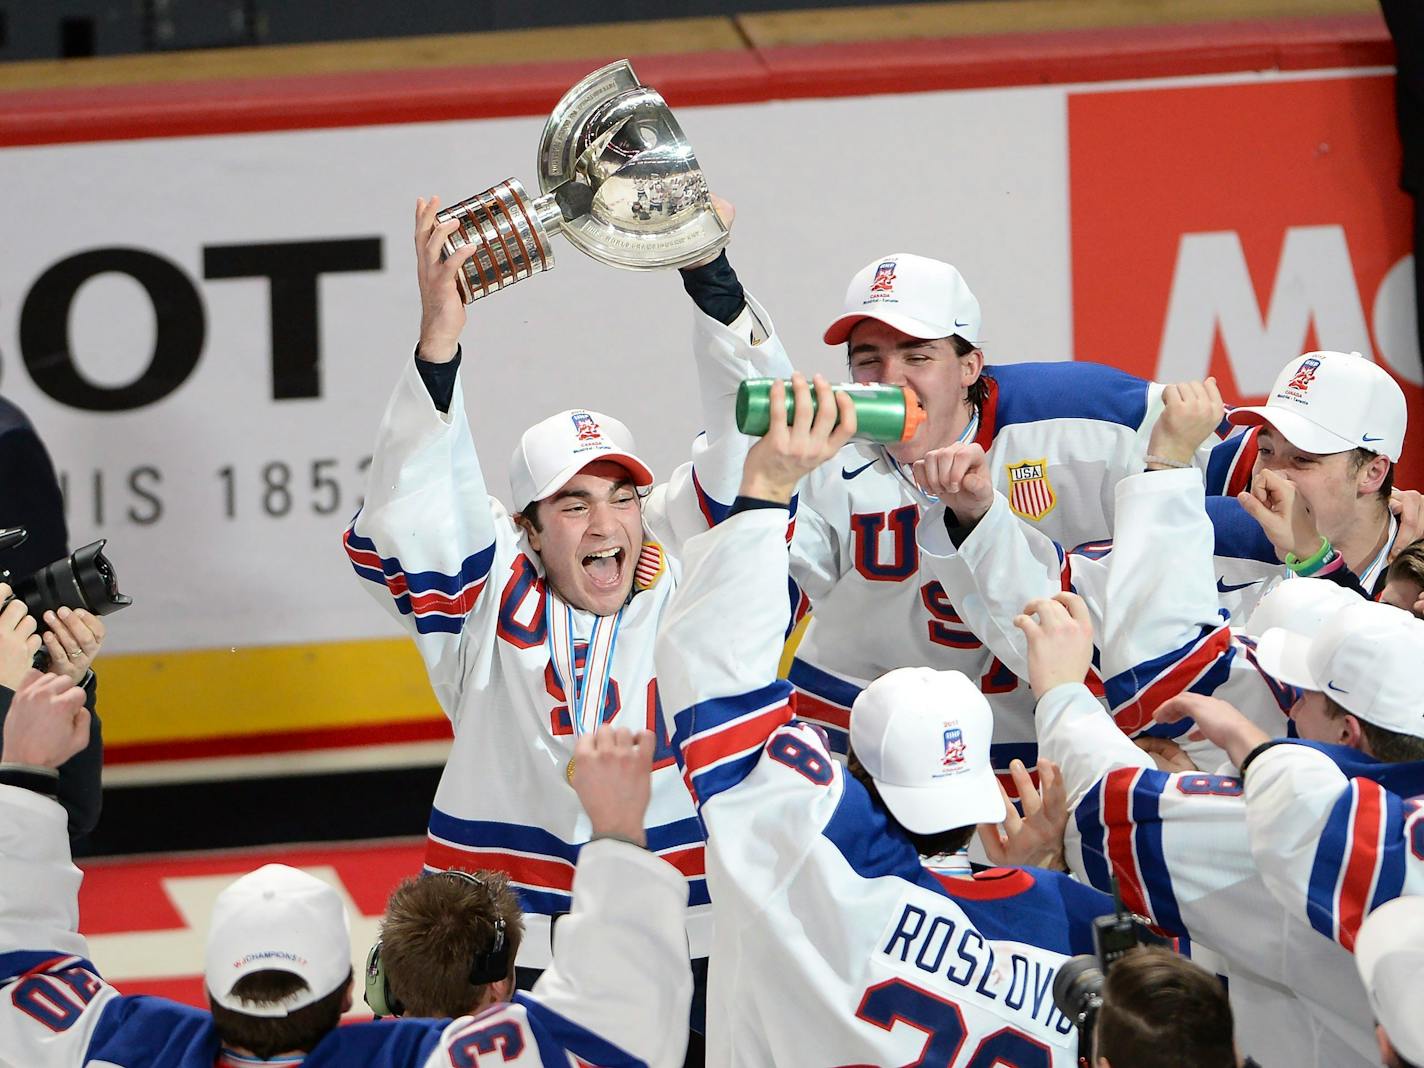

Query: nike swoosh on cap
1216;578;1260;594
1326;680;1350;694
842;460;877;480
954;320;970;328
1362;434;1384;443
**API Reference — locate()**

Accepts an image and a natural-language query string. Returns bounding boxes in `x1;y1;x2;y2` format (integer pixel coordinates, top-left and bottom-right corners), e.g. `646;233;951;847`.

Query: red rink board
76;838;425;1008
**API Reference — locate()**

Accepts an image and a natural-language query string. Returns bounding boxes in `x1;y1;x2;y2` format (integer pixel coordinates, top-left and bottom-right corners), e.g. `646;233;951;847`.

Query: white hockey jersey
677;293;1178;780
1038;682;1380;1067
919;469;1287;769
1244;740;1424;952
655;509;1116;1067
345;358;719;967
0;784;691;1068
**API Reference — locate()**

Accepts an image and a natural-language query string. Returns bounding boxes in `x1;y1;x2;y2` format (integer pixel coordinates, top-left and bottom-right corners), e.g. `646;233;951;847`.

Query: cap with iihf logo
1227;350;1406;463
849;666;1005;833
823;253;982;346
509;409;655;512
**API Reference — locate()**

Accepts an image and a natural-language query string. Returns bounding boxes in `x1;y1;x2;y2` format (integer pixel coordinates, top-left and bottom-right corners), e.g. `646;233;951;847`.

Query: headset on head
364;869;511;1018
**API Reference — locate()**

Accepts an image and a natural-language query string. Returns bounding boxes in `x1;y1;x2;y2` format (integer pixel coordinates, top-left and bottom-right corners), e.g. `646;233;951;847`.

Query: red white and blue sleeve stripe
1204;426;1258;498
670;679;795;807
342;519;495;635
691;465;798;541
1303;781;1413;951
1104;622;1234;735
425;811;709;916
1075;767;1187;936
785;659;859;756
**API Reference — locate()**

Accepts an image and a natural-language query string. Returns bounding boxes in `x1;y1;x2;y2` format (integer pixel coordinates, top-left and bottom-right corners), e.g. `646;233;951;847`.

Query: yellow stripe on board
98;638;442;745
103;612;809;749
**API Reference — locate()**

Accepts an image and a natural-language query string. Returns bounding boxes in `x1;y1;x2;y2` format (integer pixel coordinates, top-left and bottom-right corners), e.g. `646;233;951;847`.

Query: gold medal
565;757;576;784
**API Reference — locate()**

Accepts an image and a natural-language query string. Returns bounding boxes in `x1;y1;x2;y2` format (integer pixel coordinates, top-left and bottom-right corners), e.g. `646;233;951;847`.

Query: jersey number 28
841;978;1052;1068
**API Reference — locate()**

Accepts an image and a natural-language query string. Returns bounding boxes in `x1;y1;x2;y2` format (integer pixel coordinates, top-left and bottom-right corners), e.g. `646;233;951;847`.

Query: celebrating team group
3;194;1423;1068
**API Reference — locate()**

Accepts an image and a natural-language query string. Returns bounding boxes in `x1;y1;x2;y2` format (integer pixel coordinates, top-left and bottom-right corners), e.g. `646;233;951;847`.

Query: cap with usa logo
1227;350;1406;462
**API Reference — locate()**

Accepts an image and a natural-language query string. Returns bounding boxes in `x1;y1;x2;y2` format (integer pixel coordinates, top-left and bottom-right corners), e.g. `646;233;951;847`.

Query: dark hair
1348;447;1395;504
517;500;543;532
208;969;350;1059
845;748;976;858
1388;541;1424;590
843;332;988;412
1323;696;1424;763
1094;947;1235;1068
379;870;524;1019
948;334;990;412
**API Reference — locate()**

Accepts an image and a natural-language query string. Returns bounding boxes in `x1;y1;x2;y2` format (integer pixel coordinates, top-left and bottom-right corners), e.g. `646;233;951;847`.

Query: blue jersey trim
820;774;1112;957
1205;435;1251;496
787;658;864;708
0;950;96;984
1121;773;1186;934
1204;496;1279;565
986;362;1150;432
1307;792;1353;941
86;994;218;1067
517;992;649;1067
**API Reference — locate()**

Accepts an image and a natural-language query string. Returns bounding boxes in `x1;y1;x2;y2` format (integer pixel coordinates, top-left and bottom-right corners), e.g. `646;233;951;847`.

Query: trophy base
438;179;558;304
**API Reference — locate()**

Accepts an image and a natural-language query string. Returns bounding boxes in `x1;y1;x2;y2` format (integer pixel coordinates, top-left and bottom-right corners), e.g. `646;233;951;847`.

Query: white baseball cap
205;864;352;1018
1355;895;1424;1064
509;409;654;511
1242;577;1360;640
823;253;982;347
1227;350;1406;462
1255;599;1424;739
850;667;1005;834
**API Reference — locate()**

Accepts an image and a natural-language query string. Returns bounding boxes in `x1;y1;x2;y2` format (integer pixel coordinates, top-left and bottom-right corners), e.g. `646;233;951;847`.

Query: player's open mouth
581;547;624;590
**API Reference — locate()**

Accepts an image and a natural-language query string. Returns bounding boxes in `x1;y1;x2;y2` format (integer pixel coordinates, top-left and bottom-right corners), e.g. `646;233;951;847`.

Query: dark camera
0;527;134;631
1053;878;1171;1063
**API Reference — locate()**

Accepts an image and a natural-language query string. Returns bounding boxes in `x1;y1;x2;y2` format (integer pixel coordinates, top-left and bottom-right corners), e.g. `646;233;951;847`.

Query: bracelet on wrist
591;831;647;850
1285;536;1331;574
1144;454;1191;470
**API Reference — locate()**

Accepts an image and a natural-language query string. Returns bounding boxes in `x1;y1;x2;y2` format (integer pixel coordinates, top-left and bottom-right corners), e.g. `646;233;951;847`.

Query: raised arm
914;443;1109;684
344;198;508;718
0;671;115;1068
496;728;692;1068
651;214;844;606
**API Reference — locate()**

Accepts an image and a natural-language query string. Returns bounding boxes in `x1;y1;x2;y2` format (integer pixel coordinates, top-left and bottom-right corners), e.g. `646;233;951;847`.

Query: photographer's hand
41;607;104;685
0;584;40;690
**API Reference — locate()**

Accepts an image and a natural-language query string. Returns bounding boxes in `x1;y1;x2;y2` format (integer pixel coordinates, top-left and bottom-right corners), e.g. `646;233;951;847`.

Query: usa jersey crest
1006;458;1057;522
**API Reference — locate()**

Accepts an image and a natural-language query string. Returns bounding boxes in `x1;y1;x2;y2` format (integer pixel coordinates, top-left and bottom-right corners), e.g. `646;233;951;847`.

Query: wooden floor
0;0;1382;92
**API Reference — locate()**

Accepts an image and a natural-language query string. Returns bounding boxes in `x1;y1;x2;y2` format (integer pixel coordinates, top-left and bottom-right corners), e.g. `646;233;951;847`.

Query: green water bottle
735;379;926;444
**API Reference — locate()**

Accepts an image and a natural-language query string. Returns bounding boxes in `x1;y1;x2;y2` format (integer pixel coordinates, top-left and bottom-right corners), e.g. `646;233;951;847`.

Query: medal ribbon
881;407;980;506
546;591;623;742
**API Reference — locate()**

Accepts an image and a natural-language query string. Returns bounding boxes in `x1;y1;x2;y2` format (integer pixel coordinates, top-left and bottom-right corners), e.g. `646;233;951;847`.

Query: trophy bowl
438;60;729;304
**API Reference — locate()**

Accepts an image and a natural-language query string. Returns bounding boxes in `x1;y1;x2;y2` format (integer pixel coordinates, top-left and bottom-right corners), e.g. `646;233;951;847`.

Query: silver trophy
437;60;728;303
